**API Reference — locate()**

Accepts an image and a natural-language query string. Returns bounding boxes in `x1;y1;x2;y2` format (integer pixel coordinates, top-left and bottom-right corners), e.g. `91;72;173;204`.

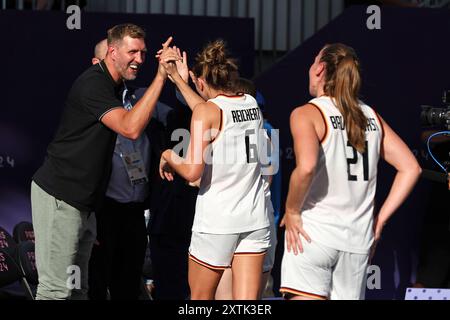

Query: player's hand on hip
370;215;385;263
372;214;386;243
281;209;311;255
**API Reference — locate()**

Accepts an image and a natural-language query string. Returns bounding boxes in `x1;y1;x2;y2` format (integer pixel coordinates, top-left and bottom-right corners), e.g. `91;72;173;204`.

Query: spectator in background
148;49;199;300
256;91;282;230
148;100;199;300
256;90;282;298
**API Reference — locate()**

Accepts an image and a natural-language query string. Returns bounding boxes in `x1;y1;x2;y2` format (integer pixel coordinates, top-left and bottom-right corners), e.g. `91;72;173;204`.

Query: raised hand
175;47;189;83
161;36;173;52
189;71;200;90
156;46;185;82
158;47;184;85
157;36;177;78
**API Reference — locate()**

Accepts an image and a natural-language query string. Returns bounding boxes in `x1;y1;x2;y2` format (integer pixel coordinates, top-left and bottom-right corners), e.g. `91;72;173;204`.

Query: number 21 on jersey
346;141;369;181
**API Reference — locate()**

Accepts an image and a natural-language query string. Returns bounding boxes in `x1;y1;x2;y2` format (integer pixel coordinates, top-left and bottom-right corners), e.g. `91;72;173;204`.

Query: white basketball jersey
192;94;269;234
301;96;383;254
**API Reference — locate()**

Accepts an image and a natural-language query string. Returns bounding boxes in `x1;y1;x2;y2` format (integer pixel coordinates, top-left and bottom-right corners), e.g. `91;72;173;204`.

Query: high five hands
156;37;182;79
155;38;187;83
156;39;196;85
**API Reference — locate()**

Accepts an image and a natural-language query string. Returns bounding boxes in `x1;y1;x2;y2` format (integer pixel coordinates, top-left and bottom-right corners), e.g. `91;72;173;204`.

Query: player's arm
282;104;323;255
285;105;323;216
160;50;205;111
374;115;422;239
161;102;215;182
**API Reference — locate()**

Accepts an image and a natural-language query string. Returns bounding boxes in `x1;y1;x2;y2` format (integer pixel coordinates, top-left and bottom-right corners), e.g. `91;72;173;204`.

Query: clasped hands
155;37;190;84
156;37;202;88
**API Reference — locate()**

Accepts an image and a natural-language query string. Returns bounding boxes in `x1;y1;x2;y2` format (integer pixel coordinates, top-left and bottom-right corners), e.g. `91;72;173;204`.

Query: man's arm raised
102;37;180;140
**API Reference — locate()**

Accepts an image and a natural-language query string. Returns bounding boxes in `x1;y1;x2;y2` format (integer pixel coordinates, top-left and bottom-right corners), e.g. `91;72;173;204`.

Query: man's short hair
94;39;108;60
107;23;146;45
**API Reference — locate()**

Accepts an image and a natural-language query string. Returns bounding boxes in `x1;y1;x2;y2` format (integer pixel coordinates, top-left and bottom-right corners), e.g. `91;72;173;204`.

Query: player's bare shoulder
290;104;321;125
192;101;221;127
290;103;326;141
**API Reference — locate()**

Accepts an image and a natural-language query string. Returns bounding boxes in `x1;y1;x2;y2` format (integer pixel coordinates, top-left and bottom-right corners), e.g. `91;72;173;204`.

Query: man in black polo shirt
31;23;179;300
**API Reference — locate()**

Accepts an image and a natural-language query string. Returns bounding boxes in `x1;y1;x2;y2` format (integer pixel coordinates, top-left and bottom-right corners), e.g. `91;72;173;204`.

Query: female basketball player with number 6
159;40;270;300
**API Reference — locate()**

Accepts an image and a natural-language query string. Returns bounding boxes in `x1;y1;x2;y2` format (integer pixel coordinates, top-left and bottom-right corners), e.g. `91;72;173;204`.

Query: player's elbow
296;163;316;178
411;162;422;179
406;162;422;187
185;168;203;183
399;156;422;179
185;172;202;183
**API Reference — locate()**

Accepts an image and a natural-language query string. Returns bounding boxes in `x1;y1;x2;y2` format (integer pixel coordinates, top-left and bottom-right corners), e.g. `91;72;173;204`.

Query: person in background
88;38;178;300
148;49;200;300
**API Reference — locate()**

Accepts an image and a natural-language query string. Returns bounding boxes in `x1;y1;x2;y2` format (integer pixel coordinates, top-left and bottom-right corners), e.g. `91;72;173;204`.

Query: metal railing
79;0;345;73
1;0;82;10
415;0;450;8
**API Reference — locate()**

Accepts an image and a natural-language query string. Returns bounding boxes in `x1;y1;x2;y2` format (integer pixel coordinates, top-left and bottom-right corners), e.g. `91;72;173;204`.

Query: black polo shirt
33;61;124;212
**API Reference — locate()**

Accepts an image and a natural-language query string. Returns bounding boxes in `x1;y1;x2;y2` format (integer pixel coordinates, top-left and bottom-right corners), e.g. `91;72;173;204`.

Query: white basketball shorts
280;239;369;300
189;227;271;270
263;213;277;273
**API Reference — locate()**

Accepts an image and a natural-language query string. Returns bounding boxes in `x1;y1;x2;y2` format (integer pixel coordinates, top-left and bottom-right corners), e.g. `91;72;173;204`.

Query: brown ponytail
321;44;367;153
192;39;239;92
